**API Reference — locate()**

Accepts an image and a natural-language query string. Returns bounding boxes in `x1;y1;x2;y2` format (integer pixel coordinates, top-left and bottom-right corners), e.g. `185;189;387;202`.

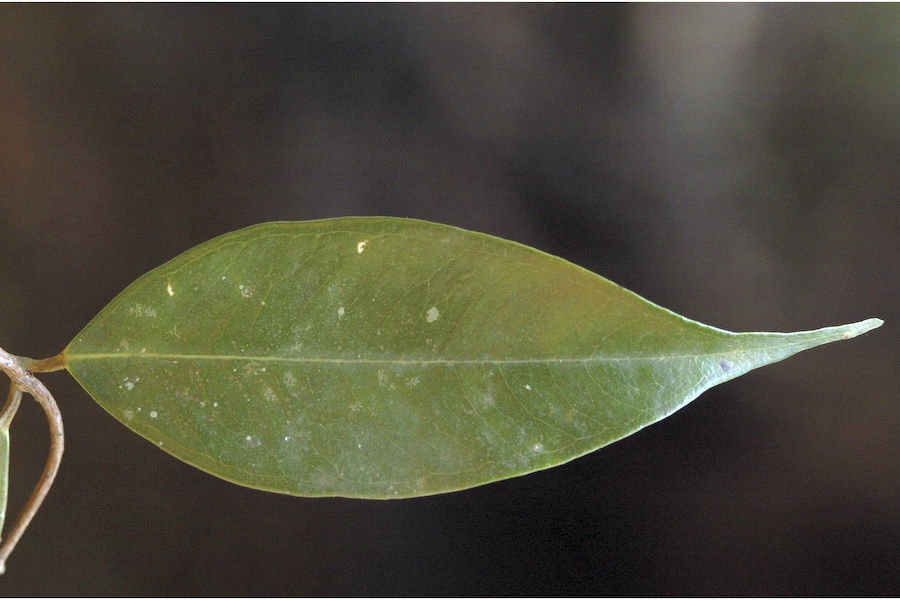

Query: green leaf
0;428;9;537
61;218;882;498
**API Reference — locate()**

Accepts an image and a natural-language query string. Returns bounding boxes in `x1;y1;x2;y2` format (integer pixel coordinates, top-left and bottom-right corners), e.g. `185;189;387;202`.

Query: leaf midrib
65;349;739;366
66;322;861;369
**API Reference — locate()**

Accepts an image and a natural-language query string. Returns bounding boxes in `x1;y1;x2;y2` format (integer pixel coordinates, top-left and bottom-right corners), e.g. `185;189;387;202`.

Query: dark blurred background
0;4;896;595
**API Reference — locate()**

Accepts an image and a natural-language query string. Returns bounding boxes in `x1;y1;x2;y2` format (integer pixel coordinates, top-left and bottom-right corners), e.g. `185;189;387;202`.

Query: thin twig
0;346;64;575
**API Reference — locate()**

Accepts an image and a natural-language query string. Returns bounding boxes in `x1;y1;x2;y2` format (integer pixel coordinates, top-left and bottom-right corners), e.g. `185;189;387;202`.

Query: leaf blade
0;428;8;535
63;218;882;498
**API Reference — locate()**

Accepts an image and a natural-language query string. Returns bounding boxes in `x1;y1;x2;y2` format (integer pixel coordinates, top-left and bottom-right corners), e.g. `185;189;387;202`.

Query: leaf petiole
0;385;22;431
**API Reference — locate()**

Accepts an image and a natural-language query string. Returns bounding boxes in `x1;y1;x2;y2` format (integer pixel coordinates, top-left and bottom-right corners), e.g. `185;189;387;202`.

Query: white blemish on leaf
404;376;420;388
242;361;265;377
239;284;253;298
337;306;345;318
524;384;532;391
166;282;174;296
150;410;158;419
129;304;157;318
244;435;261;448
426;306;440;323
532;442;544;453
119;376;139;391
213;402;218;408
282;372;297;388
357;239;368;253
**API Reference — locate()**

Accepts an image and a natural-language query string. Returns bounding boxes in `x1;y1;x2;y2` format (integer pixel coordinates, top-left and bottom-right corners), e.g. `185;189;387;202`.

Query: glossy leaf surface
62;219;882;498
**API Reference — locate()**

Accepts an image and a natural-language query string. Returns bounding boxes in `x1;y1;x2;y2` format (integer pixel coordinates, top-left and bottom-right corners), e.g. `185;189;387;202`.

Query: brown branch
0;346;64;575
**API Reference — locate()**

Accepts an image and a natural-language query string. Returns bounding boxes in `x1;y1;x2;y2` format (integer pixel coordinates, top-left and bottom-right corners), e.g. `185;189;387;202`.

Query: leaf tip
838;317;883;340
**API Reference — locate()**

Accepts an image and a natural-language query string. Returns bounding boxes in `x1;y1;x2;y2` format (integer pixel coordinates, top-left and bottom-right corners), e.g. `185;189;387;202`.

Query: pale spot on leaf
357;239;368;254
119;376;139;391
426;306;440;323
129;304;157;318
282;372;297;388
